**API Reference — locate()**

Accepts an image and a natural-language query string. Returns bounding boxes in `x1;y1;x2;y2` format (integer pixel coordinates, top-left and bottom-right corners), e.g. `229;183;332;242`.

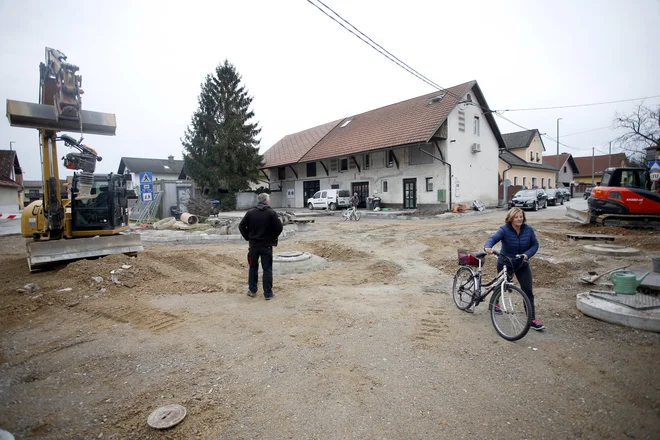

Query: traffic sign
139;172;154;202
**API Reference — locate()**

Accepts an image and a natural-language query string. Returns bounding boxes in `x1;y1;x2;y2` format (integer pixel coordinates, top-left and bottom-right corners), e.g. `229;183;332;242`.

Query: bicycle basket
458;249;482;266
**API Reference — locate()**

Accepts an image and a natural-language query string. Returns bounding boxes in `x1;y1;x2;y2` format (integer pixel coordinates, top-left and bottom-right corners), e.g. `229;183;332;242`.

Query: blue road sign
139;172;154;202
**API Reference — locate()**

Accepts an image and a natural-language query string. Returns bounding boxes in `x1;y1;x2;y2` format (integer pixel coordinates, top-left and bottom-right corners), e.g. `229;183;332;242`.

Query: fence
129;192;163;223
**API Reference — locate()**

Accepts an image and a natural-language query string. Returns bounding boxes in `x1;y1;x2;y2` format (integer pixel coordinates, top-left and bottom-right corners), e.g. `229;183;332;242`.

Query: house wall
443;90;499;206
0;187;21;212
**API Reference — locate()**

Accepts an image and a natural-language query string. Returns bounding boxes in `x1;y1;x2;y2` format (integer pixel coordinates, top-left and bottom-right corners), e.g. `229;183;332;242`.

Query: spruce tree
182;60;262;197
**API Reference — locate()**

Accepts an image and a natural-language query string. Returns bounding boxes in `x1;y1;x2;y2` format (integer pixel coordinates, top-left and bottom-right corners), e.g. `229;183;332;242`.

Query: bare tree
613;103;660;163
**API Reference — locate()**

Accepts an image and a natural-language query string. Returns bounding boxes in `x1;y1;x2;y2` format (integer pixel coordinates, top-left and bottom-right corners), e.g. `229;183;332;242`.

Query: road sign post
139;172;154;202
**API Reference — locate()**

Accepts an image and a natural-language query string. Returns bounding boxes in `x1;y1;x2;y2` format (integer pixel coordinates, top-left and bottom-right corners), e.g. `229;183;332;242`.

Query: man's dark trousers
248;246;273;295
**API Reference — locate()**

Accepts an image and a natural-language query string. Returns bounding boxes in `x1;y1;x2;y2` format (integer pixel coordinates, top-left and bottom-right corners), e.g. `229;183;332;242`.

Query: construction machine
6;47;143;271
566;167;660;229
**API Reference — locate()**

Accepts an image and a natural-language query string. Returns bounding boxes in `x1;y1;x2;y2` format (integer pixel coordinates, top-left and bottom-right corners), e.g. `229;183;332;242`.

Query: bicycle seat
472;252;487;258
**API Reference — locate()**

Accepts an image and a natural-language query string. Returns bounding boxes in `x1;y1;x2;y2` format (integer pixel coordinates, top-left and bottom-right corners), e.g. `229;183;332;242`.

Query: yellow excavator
6;47;142;271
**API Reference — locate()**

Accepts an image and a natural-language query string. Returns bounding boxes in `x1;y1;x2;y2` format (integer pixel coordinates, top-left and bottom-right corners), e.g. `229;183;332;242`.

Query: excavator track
597;214;660;229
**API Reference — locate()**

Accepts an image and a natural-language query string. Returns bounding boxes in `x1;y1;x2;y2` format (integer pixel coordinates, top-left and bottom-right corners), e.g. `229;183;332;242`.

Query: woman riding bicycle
484;207;545;331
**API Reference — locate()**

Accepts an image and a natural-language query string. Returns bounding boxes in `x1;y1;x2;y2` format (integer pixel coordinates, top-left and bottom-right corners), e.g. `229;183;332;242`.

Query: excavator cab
71;174;128;233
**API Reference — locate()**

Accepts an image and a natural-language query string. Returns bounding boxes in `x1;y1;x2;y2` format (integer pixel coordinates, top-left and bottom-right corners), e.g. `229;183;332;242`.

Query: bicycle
452;249;532;341
341;206;361;221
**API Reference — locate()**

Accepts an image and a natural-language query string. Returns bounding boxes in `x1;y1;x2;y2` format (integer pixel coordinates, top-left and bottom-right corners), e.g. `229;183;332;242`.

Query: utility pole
556;118;562;188
592;147;595;186
9;141;16;151
608;141;611;168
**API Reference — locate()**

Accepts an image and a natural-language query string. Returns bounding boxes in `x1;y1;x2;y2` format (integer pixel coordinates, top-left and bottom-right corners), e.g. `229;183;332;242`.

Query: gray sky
1;0;659;181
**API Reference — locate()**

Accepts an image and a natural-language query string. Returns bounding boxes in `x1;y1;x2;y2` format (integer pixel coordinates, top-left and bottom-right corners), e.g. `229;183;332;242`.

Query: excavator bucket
6;100;117;136
26;234;143;272
565;206;591;224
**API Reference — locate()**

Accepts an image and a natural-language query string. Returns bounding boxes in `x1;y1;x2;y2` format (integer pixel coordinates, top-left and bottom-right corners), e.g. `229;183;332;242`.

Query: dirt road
1;206;659;439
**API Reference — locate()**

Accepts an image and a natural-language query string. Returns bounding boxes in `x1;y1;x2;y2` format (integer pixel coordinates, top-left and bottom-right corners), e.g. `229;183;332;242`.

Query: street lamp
556;118;562;188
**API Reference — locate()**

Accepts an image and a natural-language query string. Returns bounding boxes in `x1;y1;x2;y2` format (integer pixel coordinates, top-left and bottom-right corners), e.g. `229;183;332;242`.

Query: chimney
168;155;174;163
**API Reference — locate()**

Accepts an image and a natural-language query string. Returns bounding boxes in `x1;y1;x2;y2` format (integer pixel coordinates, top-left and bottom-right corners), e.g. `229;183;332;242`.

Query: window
340;119;352;128
340;158;348;172
386;150;395;168
473;116;480;136
563;166;567;172
514;176;519;185
535;152;539;162
278;166;285;180
458;109;466;132
530;151;534;161
548;178;552;188
329;159;338;172
522;177;527;188
306;162;316;177
382;180;389;193
541;178;545;188
425;177;433;192
466;93;472;102
348;156;356;170
532;177;537;188
364;153;370;170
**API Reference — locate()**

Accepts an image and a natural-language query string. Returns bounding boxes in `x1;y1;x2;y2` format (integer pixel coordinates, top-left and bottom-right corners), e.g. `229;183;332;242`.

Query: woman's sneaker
530;319;546;331
494;304;503;315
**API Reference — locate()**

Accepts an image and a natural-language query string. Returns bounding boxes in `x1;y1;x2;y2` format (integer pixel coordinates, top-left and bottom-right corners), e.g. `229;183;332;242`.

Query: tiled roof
0;150;20;180
542;153;579;173
502;129;538;150
300;81;476;163
263;119;342;168
118;157;184;175
572;153;628;178
500;150;558;171
0;176;22;189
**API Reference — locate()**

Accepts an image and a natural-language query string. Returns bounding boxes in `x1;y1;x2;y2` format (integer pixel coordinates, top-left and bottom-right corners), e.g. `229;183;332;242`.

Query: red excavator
566;167;660;228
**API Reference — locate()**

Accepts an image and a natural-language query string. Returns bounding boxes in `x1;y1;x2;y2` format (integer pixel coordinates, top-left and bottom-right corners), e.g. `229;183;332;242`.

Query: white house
261;80;505;211
117;155;185;193
0;150;24;214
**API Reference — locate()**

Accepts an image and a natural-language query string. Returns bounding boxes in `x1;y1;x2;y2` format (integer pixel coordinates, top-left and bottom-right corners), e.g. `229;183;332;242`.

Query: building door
351;181;369;208
303;180;320;207
403;178;417;209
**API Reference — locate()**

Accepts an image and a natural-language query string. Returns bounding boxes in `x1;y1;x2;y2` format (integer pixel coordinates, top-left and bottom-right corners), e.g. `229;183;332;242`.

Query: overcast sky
1;0;659;181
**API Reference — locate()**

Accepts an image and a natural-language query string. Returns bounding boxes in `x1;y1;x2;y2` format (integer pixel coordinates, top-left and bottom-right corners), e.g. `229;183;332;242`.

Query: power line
561;125;612;137
497;95;660;113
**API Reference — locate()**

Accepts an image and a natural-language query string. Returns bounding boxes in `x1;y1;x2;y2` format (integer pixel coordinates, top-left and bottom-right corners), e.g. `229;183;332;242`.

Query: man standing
239;193;283;300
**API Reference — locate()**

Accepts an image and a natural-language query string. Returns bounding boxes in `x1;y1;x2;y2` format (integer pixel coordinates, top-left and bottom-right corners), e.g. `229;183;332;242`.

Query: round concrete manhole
274;251;313;262
147;404;187;429
273;251;326;274
584;243;640;256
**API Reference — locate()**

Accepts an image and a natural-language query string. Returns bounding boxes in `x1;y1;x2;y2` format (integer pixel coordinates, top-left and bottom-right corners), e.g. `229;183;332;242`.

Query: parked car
557;187;571;201
307;189;351;210
509;189;548;211
544;189;564;206
583;187;593;199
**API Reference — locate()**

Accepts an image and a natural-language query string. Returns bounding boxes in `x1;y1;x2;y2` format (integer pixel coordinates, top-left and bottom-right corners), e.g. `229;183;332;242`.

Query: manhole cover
583;244;639;256
278;251;304;258
147;404;187;429
274;251;312;262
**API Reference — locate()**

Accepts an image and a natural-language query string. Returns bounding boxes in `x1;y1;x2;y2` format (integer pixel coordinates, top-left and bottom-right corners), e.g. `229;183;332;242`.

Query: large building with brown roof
499;129;559;193
261;81;505;210
569;153;628;185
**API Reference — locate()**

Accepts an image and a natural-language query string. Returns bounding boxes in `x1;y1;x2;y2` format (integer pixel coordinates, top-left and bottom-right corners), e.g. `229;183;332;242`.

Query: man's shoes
264;292;275;300
247;289;256;297
530;319;546;331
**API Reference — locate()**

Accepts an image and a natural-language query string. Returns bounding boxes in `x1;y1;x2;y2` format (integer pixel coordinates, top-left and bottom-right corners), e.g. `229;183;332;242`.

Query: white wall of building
0;188;21;213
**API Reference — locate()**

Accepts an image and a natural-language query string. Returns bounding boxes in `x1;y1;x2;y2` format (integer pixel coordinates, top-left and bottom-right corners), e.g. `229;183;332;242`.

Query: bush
185;195;217;217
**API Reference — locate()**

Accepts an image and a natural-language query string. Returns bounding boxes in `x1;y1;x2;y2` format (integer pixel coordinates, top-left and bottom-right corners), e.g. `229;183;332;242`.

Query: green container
609;270;649;295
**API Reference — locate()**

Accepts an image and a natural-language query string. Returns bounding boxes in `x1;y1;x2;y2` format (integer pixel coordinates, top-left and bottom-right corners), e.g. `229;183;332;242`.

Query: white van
307;189;351;210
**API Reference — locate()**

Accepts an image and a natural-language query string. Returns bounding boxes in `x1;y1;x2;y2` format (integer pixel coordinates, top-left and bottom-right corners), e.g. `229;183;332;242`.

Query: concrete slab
576;291;660;333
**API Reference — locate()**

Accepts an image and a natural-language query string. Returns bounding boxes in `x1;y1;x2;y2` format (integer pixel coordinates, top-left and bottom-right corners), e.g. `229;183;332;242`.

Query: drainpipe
502;157;513;208
418;141;452;211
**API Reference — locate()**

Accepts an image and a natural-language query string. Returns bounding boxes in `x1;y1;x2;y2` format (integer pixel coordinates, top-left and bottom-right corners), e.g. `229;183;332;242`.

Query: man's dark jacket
239;203;283;247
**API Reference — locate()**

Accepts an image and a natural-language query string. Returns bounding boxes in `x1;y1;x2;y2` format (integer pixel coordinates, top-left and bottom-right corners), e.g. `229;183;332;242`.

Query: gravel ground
0;204;659;439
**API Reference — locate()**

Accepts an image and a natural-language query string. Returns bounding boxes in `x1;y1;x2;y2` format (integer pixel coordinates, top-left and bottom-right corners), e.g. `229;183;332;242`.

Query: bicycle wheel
490;284;531;341
341;209;350;221
452;266;477;310
352;210;361;221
